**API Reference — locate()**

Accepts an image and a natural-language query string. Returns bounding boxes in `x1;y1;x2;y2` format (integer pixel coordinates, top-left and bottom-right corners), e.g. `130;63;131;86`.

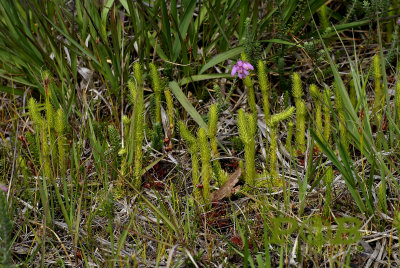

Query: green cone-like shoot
237;109;257;187
268;107;294;183
292;73;303;103
310;84;323;144
164;89;175;136
268;106;295;127
150;63;162;124
258;60;270;123
198;128;211;204
207;104;226;185
133;63;145;189
128;79;137;106
296;100;306;154
318;4;329;32
323;87;331;144
28;98;43;129
179;122;201;202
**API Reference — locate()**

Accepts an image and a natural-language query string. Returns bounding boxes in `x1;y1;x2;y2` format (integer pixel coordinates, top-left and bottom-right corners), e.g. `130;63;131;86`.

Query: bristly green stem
237;109;257;187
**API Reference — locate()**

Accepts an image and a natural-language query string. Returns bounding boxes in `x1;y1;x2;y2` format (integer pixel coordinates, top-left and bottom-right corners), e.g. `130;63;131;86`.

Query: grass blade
199;46;244;74
169;81;208;130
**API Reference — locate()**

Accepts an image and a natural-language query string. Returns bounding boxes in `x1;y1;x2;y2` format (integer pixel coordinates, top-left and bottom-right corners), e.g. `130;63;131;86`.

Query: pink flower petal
244;69;249;76
237;60;243;67
231;65;238;76
244;62;254;70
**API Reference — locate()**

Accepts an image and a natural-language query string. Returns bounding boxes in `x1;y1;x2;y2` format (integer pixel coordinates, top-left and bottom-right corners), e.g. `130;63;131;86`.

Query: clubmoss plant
268;107;295;184
126;78;138;178
322;166;333;218
164;88;175;139
296;101;307;154
28;98;43;129
36;76;53;196
180;112;224;204
258;60;270;123
198;128;211;205
323;87;331;144
237;109;257;187
131;63;145;189
119;115;130;177
318;4;329;32
309;84;323;146
150;63;162;124
207;104;228;185
28;94;69;227
179;122;201;202
108;125;121;157
292;73;303;110
149;63;164;151
27;98;43;168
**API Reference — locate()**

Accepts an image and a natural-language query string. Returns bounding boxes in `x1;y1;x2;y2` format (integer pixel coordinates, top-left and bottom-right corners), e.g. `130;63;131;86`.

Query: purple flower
231;60;254;79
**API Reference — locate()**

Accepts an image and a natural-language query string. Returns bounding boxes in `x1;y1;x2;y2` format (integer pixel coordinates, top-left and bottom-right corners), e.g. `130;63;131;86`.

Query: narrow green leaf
172;0;197;61
179;74;231;86
42;16;101;66
260;39;302;47
101;0;115;25
0;86;24;96
311;129;366;213
322;20;369;37
161;1;172;58
119;0;130;14
199;46;244;74
169;81;208;130
205;1;230;47
148;32;169;61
